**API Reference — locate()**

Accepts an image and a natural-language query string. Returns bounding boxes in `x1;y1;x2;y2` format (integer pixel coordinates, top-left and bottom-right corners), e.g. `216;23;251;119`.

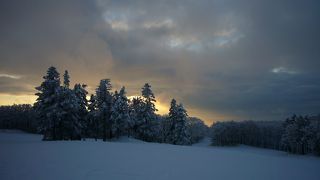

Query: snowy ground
0;130;319;180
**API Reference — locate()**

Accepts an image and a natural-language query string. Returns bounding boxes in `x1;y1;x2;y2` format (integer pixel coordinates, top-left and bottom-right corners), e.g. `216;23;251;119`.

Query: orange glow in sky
0;94;37;106
0;93;219;125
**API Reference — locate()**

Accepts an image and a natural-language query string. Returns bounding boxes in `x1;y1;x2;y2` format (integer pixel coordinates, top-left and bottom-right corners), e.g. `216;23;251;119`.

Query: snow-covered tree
34;66;61;140
141;83;157;112
95;79;113;141
304;115;320;155
55;86;82;140
186;117;208;143
161;99;177;144
280;115;310;154
111;87;131;138
160;116;172;143
73;83;88;138
87;94;100;140
161;99;191;145
129;96;144;137
171;101;191;145
63;70;70;88
135;83;158;142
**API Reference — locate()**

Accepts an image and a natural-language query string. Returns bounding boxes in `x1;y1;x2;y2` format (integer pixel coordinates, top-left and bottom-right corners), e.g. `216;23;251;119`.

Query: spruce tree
34;66;61;140
55;85;82;140
87;94;99;140
111;87;131;138
63;70;70;88
96;79;113;141
166;99;191;145
173;103;191;145
129;96;144;137
136;83;158;141
164;99;178;143
73;84;88;138
142;83;156;111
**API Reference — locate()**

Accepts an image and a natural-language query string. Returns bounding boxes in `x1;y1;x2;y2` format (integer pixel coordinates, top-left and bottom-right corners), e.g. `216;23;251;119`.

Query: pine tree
111;87;131;138
136;83;158;142
163;99;177;143
167;99;191;145
87;94;99;140
129;96;144;137
173;103;191;145
63;70;70;88
96;79;113;141
280;115;310;154
55;86;82;140
73;83;88;138
34;66;61;140
142;83;156;112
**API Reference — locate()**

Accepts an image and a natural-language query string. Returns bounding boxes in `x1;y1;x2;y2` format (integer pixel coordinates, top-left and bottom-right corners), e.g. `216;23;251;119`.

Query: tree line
0;104;37;133
2;66;318;155
0;66;208;145
210;115;320;156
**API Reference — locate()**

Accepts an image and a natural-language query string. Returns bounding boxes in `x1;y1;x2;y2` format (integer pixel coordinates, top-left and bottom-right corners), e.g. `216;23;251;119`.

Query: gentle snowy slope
0;131;319;180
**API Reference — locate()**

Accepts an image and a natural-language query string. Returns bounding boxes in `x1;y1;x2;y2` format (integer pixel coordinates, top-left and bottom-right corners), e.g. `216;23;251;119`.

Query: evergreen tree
87;94;99;140
280;115;310;154
73;84;88;138
305;115;320;155
96;79;113;141
34;66;61;140
111;87;131;138
136;83;158;142
162;99;177;143
63;70;70;88
167;99;191;145
129;96;145;137
159;114;170;143
55;86;82;140
142;83;156;112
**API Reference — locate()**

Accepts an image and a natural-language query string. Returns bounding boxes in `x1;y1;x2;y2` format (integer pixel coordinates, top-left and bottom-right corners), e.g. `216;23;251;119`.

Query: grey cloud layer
0;0;319;122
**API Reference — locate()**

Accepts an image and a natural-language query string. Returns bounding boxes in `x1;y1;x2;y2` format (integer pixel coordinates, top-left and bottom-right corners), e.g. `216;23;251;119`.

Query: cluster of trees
186;117;209;144
280;115;320;155
0;104;37;133
31;66;208;144
210;120;283;148
6;67;319;156
210;115;320;155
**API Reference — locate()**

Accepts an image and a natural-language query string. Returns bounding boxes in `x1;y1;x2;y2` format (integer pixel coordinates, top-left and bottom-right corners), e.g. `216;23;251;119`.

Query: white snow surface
0;130;319;180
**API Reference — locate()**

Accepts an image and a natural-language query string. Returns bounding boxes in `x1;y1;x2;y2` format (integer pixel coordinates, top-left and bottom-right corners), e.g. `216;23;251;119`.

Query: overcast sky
0;0;319;124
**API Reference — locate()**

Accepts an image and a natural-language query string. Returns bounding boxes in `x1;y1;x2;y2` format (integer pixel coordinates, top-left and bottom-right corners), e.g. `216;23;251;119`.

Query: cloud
0;0;319;123
271;67;298;75
0;77;34;95
0;74;21;79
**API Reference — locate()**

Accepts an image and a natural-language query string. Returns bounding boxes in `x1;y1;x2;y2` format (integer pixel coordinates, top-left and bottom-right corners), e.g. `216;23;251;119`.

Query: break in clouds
0;0;320;123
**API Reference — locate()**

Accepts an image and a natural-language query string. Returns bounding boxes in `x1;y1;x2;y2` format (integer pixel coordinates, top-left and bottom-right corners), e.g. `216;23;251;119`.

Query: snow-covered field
0;130;319;180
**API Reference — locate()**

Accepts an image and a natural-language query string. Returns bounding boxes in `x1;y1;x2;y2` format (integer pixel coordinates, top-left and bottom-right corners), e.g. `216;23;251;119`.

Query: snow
0;131;319;180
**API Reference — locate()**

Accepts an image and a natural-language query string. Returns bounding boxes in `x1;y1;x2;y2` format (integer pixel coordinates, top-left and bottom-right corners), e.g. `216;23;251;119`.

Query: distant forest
0;66;319;156
210;115;320;156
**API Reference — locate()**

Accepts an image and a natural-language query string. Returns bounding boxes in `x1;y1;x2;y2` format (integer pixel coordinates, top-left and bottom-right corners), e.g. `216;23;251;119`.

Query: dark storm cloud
0;0;319;122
